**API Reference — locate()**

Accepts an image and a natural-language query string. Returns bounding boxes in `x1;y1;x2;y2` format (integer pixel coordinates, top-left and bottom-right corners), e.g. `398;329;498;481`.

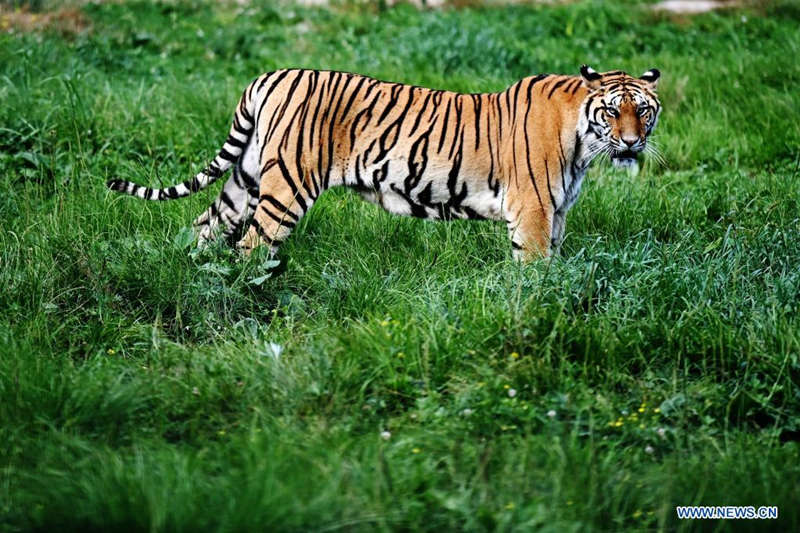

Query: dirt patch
0;5;90;36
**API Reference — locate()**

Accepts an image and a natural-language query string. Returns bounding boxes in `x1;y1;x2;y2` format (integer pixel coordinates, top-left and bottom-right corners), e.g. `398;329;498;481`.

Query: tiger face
579;65;662;168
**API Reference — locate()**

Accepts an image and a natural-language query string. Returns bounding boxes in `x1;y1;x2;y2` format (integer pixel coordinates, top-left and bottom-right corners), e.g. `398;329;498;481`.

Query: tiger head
579;65;662;168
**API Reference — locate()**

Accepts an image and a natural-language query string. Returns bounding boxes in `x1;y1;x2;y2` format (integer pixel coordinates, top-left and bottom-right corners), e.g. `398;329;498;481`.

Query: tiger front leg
507;206;554;262
550;210;567;255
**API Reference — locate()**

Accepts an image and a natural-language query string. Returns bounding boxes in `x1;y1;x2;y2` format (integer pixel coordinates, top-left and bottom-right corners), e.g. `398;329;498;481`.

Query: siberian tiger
107;65;661;260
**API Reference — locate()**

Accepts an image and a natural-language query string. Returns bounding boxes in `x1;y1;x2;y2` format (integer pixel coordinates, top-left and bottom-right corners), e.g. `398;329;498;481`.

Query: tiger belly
346;158;504;221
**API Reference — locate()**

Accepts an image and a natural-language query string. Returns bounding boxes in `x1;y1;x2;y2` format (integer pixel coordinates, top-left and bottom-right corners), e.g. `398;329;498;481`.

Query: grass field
1;0;799;531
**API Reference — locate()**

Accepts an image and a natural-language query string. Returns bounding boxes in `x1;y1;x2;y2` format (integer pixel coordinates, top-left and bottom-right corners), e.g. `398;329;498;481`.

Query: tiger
107;65;661;261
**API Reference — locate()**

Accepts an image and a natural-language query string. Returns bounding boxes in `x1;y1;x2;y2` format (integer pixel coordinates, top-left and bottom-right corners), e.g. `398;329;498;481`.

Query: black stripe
263;69;292;103
445;129;467;212
354;155;365;188
220;190;237;211
218;147;238;162
448;97;463;159
409;92;432;136
437;97;452;153
472;94;481;150
557;135;568;204
251;220;283;247
548;78;568;99
376;84;404;124
512;81;522;118
349;90;381;147
259;205;296;229
239;89;254;122
256;71;274;92
226;135;246;149
372;160;390;188
523;81;544;211
280;97;305;152
308;76;327;151
544;158;557;211
324;73;356;187
530;74;548;90
266;70;306;143
296;71;320;198
372;86;414;164
259;193;299;220
403;123;434;192
207;162;223;178
233;114;250;135
239;165;259;190
316;73;343;184
494;92;503;139
486;110;498;196
339;75;369;128
254;69;293;134
276;158;308;213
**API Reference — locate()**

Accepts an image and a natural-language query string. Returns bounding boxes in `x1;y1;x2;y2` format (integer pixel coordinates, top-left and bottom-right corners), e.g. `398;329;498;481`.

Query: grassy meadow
1;0;799;531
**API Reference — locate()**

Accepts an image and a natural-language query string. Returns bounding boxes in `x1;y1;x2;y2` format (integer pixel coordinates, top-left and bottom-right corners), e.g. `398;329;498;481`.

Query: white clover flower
507;388;517;398
645;445;655;454
546;410;556;418
380;431;391;441
657;427;666;438
461;408;474;417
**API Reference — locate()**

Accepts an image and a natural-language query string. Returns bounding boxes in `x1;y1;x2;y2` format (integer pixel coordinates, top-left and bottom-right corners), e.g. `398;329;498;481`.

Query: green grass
2;1;799;531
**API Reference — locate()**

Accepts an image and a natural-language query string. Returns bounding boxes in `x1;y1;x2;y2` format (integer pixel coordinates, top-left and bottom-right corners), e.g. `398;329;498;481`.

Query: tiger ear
580;64;602;90
640;68;661;89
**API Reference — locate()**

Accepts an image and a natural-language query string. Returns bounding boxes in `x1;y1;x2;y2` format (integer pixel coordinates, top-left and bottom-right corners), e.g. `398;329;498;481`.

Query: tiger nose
622;135;639;148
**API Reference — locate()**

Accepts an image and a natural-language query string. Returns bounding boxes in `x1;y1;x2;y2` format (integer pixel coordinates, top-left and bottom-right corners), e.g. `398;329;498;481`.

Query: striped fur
108;66;661;260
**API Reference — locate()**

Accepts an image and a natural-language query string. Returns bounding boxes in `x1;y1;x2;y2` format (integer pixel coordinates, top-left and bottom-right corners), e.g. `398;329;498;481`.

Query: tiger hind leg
195;151;260;246
237;158;314;256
